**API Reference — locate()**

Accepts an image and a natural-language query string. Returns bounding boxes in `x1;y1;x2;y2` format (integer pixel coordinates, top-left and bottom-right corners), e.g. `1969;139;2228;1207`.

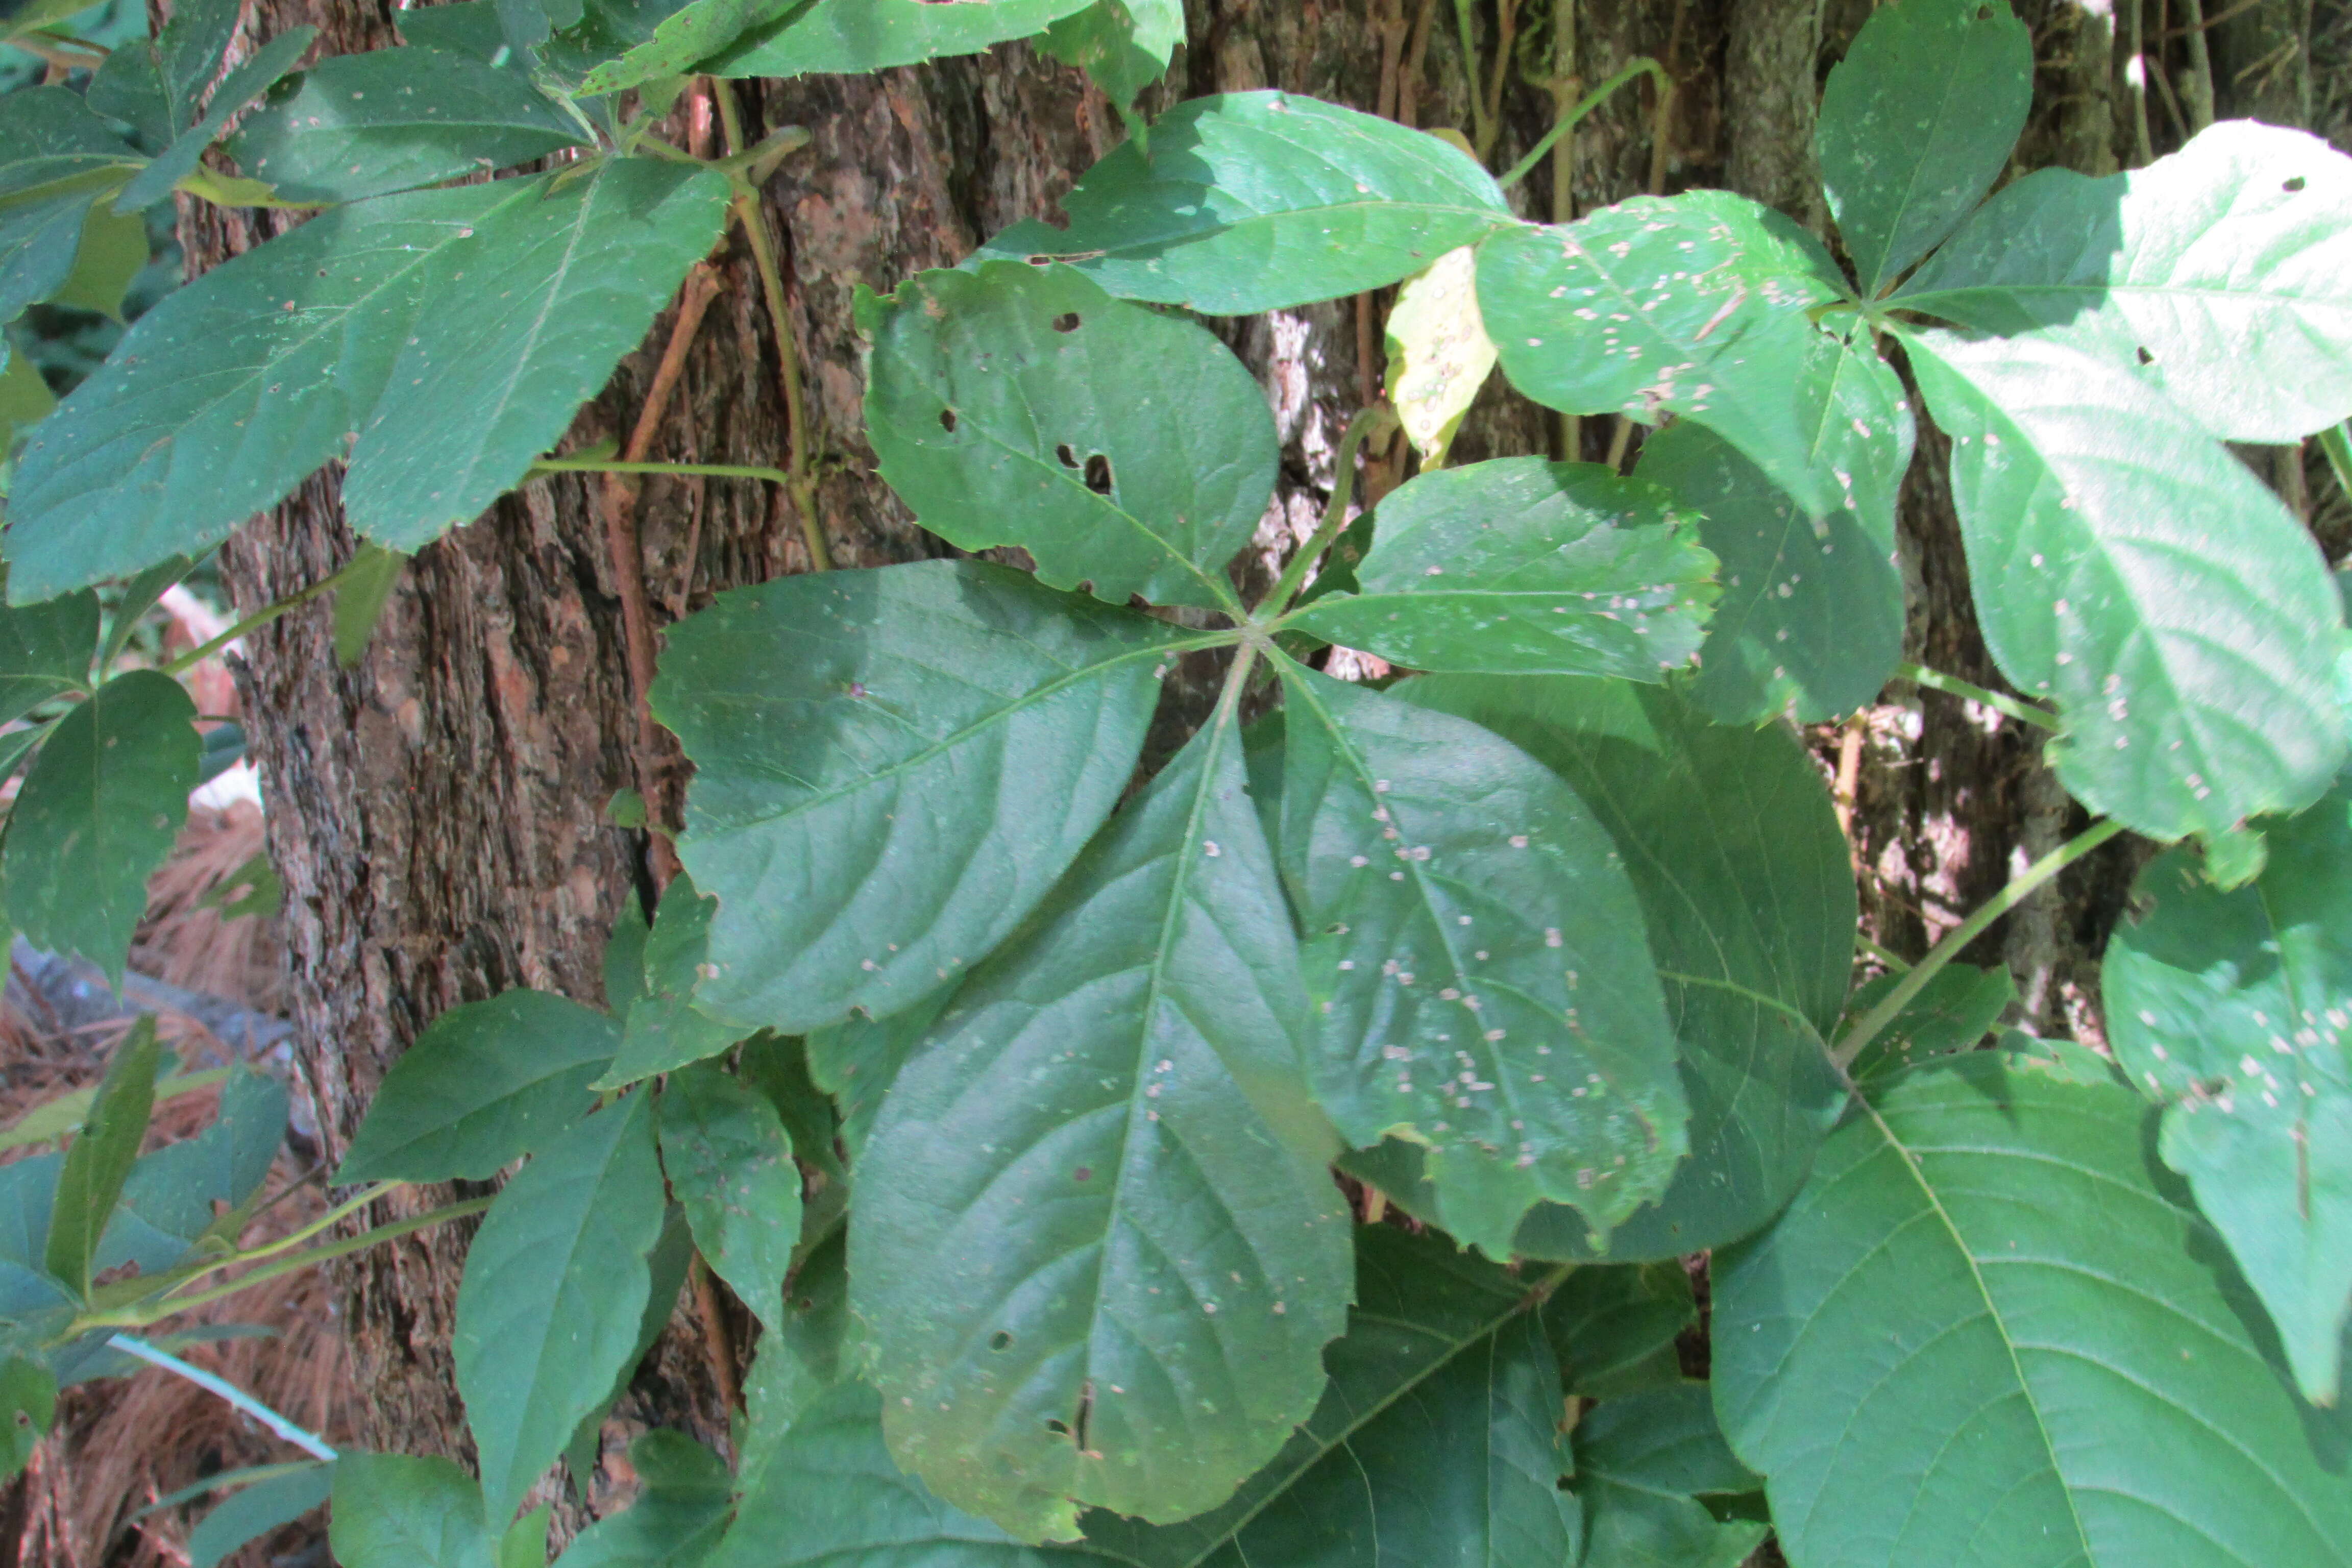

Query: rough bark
166;0;2209;1550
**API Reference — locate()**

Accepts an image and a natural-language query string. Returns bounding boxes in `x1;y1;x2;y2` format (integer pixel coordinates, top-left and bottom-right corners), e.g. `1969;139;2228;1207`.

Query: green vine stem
530;457;794;486
1259;407;1400;618
1453;0;1496;157
1499;57;1667;188
714;80;831;573
2320;421;2352;503
1830;817;2125;1071
1855;933;1911;972
107;1334;338;1460
156;556;371;678
1897;660;2060;731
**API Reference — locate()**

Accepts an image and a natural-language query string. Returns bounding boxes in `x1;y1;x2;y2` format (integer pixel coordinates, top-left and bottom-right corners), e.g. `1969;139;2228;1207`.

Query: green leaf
2;0;102;44
552;1431;730;1568
1079;1226;1582;1568
0;343;57;449
49;199;149;323
1541;1260;1695;1399
228;46;589;205
656;1061;800;1332
329;1453;497;1568
1904;326;2347;838
0;1155;55;1271
864;263;1272;611
0;89;142;204
1477;192;1853;517
4;670;197;984
86;44;174;155
331;543;407;668
43;1017;160;1296
1634;326;1910;724
734;1226;846;1498
563;1203;694;1492
652;559;1189;1034
7;160;729;602
574;0;776;95
1382;245;1499;468
187;1463;333;1568
113;26;318;214
803;984;948;1158
336;990;619;1184
2104;783;2352;1405
599;878;748;1087
1040;0;1184;119
1842;961;2016;1083
0;580;95;726
0;178;112;328
603;891;650;1019
1281;456;1718;678
1715;1049;2352;1568
852;704;1351;1541
394;2;516;60
1814;0;2031;296
1273;663;1689;1254
1898;121;2352;444
974;91;1516;315
99;556;194;674
159;0;243;129
499;1504;551;1568
1573;1386;1771;1568
100;1066;288;1273
713;0;1094;79
455;1091;667;1525
1358;675;1851;1261
0;1356;55;1481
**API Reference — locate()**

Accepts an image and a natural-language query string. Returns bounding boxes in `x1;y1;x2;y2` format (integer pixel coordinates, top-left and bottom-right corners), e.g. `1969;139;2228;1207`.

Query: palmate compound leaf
1476;192;1855;519
850;696;1353;1542
1715;1047;2352;1568
715;1226;1578;1568
455;1091;667;1525
1898;121;2352;444
862;263;1275;612
2104;779;2352;1405
1905;325;2347;838
5;159;728;603
1344;676;1851;1261
713;0;1094;77
1271;662;1689;1256
1814;0;2031;297
228;46;590;204
974;91;1517;315
3;670;198;984
1280;457;1719;679
336;990;618;1184
1635;324;1912;724
652;559;1198;1035
655;1060;800;1333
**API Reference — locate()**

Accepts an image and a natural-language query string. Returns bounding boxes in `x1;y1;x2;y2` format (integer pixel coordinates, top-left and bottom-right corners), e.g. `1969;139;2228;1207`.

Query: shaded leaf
1540;1261;1695;1399
1815;0;2031;295
455;1092;667;1524
1576;1383;1758;1498
113;27;318;214
1841;961;2016;1083
48;199;148;323
657;1061;800;1332
714;0;1093;78
1478;193;1852;517
0;344;56;449
2105;785;2352;1403
1040;0;1184;118
734;1225;846;1499
332;543;408;667
4;671;197;984
1354;676;1851;1261
863;262;1272;611
336;990;618;1185
187;1463;333;1568
803;983;948;1158
1282;456;1717;678
599;878;748;1087
329;1453;497;1568
563;1204;693;1492
0;580;95;726
7;161;728;601
0;1357;55;1481
1905;325;2347;838
575;0;777;95
100;1066;288;1274
1899;121;2352;443
1635;327;1910;724
1715;1049;2352;1568
86;44;175;154
976;91;1515;314
229;47;587;204
852;707;1351;1541
603;892;650;1020
553;1431;729;1568
43;1018;160;1296
0;178;113;329
0;89;142;204
1274;663;1689;1254
653;560;1187;1034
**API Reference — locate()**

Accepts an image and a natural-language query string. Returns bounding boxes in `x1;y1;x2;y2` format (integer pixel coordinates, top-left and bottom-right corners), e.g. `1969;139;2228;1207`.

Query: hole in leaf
939;407;958;433
1045;1418;1071;1436
1052;312;1082;333
990;1331;1013;1350
1056;442;1081;468
1974;2;1992;16
2136;346;2154;365
1025;254;1055;265
2284;176;2307;192
1085;453;1114;495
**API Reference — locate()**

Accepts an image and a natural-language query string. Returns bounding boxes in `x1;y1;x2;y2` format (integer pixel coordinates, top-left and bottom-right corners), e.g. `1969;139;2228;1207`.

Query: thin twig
1455;0;1495;155
690;1256;743;1412
1261;408;1400;616
1548;0;1579;459
1499;57;1667;187
1483;0;1521;159
1399;0;1441;127
109;1336;337;1460
1645;0;1686;195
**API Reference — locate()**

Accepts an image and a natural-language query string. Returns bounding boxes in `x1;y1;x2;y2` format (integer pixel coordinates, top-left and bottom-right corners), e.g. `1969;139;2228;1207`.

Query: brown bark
165;0;2190;1548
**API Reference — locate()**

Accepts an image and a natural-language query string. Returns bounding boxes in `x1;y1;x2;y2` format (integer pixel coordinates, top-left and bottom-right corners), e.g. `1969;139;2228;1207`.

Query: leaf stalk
1896;661;2059;731
1259;406;1399;618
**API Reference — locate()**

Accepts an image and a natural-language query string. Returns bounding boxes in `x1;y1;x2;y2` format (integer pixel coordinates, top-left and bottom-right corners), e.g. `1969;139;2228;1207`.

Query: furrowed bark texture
124;0;2345;1557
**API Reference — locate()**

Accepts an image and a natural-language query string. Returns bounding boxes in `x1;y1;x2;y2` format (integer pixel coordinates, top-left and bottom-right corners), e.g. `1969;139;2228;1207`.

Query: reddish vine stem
690;1255;743;1412
600;260;722;889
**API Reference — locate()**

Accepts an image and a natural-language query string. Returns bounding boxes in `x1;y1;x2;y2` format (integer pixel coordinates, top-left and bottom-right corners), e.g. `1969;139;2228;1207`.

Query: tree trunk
179;0;2239;1547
